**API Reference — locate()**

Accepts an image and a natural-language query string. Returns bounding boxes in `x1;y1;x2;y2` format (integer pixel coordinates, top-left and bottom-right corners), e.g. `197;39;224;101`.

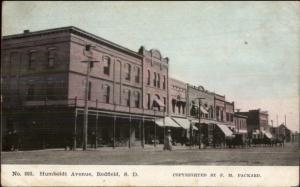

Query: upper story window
153;72;157;87
125;63;131;81
147;93;151;109
103;84;110;103
28;51;36;70
103;56;111;75
88;81;92;101
172;99;176;113
163;97;167;112
157;74;160;88
134;91;140;108
48;48;56;68
177;101;181;113
163;76;166;89
123;89;131;107
135;67;140;83
220;109;224;121
216;106;220;117
209;106;214;119
182;102;186;114
147;70;151;85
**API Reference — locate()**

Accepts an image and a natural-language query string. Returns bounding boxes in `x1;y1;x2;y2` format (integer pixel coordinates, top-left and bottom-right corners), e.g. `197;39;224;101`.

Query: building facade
2;27;169;149
270;124;291;142
186;85;235;147
233;113;248;142
236;109;269;138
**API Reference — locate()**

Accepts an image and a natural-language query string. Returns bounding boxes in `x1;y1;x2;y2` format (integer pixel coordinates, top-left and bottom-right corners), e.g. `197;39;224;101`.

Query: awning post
95;112;98;149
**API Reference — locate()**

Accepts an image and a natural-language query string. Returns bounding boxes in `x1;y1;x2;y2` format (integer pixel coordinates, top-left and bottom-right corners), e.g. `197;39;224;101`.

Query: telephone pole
81;44;99;151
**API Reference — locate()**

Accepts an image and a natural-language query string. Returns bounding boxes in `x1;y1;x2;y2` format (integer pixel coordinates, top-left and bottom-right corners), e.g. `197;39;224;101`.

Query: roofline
169;77;188;85
2;26;143;58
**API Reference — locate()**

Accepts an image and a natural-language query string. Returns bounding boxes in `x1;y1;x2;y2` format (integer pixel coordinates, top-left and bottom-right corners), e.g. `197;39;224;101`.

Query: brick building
233;113;248;142
167;78;192;145
186;85;234;147
236;109;269;138
2;26;169;149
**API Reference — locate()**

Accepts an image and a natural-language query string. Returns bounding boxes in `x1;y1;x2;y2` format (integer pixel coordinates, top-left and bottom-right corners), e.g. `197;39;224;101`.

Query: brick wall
139;47;168;116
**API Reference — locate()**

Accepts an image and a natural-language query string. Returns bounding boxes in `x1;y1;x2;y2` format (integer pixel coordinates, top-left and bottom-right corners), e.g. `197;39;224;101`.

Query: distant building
167;78;191;145
233;113;248;142
186;84;234;147
270;124;292;142
236;109;269;137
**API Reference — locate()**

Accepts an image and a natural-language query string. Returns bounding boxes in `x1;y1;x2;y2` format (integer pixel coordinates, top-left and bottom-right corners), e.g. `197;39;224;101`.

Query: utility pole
284;115;286;126
81;44;99;151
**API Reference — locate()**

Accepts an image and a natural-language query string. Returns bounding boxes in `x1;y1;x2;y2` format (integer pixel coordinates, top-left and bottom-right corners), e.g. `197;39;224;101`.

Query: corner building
2;27;169;149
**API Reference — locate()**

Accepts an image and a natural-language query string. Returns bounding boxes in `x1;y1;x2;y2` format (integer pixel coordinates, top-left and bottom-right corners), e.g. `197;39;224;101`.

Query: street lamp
81;44;99;151
195;97;205;149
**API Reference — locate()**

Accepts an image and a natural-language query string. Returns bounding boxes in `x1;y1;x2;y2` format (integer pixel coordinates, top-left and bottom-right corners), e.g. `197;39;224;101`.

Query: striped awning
216;124;234;137
155;117;181;128
261;130;273;139
172;117;198;130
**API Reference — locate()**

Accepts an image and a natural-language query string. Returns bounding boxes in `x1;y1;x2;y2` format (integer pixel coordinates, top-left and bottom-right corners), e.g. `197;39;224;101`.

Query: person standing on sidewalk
163;129;173;151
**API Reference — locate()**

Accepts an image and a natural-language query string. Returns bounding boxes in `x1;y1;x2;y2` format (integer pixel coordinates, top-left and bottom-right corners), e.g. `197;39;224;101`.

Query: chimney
23;30;30;34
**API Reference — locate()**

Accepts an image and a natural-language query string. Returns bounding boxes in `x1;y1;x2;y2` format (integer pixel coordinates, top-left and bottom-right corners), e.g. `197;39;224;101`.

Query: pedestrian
163;129;173;151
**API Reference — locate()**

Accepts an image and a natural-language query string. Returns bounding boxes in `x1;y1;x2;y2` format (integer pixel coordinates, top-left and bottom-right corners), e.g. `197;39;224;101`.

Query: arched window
147;93;151;109
103;56;111;75
182;102;186;114
134;91;140;108
102;84;110;103
123;89;131;106
147;70;150;85
172;99;176;113
209;106;214;119
177;100;181;113
153;72;157;87
125;63;131;81
135;67;140;83
157;74;160;88
154;94;160;111
88;81;92;101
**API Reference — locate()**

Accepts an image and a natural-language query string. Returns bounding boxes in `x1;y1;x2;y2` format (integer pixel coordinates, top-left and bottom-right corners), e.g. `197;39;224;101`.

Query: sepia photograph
1;1;299;186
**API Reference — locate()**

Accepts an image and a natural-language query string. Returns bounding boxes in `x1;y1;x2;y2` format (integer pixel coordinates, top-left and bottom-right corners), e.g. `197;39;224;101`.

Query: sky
2;1;299;132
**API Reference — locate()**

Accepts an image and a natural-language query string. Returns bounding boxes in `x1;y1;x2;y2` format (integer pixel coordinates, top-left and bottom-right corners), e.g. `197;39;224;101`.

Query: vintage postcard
1;1;299;186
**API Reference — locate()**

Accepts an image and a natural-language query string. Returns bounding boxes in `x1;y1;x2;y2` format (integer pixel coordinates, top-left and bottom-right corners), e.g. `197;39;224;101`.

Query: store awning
153;98;165;108
172;117;197;130
200;106;208;114
155;117;181;128
262;130;273;139
216;124;234;137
